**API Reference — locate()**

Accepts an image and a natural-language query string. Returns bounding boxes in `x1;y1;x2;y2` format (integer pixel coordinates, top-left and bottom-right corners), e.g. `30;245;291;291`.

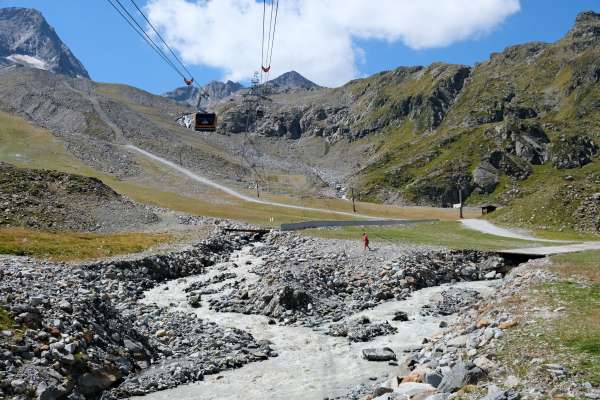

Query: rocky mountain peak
267;71;321;90
563;10;600;50
0;7;89;78
163;79;245;107
574;10;600;25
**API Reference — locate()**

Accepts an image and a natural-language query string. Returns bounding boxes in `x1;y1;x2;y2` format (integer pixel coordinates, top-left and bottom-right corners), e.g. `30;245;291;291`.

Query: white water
136;244;498;400
125;145;378;220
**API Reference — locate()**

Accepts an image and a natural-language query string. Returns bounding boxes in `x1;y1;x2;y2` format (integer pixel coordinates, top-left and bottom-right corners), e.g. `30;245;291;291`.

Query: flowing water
136;243;498;400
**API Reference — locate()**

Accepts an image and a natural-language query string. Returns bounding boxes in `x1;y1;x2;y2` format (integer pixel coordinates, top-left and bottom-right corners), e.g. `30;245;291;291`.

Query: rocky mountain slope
0;162;158;232
164;80;244;108
0;7;89;78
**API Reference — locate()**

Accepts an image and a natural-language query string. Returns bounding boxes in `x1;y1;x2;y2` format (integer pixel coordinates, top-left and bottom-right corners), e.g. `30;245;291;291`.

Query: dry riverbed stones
209;232;508;327
0;231;271;399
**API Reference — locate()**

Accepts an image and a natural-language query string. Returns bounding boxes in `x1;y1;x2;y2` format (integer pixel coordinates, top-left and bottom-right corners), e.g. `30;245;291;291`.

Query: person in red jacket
362;232;370;251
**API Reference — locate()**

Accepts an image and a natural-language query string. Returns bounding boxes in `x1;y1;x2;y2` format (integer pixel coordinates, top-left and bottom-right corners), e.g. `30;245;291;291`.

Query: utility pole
256;182;260;198
457;174;466;219
179;148;182;166
458;185;463;219
351;188;356;213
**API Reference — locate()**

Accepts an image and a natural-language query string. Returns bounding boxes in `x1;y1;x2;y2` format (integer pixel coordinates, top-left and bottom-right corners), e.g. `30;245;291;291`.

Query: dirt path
502;241;600;255
461;219;600;255
125;145;379;220
460;219;567;242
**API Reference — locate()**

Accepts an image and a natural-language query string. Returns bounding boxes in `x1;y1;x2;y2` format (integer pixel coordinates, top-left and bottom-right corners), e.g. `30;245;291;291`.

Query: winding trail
460;219;565;242
461;219;600;255
137;244;498;400
125;145;377;220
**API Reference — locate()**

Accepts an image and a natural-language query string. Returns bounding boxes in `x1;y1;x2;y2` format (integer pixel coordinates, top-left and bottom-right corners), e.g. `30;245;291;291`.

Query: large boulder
550;135;598;169
472;161;500;193
438;362;485;393
493;120;550;165
362;347;397;361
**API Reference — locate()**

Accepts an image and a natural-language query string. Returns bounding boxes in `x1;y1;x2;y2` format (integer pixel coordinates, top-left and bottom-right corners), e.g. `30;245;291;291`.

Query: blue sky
2;0;599;94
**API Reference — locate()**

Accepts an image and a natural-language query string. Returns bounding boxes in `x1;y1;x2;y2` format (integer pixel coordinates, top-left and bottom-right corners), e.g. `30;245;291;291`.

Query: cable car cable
106;0;187;80
260;0;267;84
265;0;279;82
127;0;196;82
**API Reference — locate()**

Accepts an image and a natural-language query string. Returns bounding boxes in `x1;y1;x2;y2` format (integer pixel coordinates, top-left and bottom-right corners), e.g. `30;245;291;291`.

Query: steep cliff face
0;7;89;78
217;64;471;141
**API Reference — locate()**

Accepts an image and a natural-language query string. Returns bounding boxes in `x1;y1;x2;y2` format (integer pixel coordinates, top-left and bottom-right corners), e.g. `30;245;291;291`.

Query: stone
473;356;496;372
402;371;424;383
438;362;483;393
10;379;28;394
484;271;497;279
447;334;468;347
476;319;491;328
392;382;436;398
64;343;78;354
473;162;499;193
424;394;450;400
392;311;409;321
36;382;68;400
425;372;443;388
155;329;168;337
505;375;520;388
78;370;120;395
498;320;518;329
58;300;72;312
123;338;144;353
374;387;394;396
30;295;45;306
362;347;397;362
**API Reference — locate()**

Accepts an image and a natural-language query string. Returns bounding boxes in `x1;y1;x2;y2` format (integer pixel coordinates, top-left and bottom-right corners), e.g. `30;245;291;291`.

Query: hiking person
362;232;370;251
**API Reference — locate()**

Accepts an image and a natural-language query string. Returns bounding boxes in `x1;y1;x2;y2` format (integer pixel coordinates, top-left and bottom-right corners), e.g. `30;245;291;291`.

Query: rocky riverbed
208;232;507;326
0;230;272;399
0;229;551;400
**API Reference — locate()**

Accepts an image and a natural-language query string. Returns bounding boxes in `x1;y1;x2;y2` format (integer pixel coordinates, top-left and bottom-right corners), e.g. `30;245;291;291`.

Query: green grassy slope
348;13;600;234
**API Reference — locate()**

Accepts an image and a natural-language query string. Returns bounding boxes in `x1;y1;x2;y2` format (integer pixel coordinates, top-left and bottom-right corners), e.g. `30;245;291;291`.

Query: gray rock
36;382;68;400
425;372;443;388
392;311;409;321
78;370;119;395
362;347;397;362
438;362;484;392
473;162;499;193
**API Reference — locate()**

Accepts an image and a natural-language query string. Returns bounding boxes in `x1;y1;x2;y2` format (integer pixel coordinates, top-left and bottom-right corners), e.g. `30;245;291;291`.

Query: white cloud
146;0;520;87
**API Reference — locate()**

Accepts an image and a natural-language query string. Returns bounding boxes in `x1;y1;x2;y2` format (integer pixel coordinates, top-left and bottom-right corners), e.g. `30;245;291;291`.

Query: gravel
0;231;271;399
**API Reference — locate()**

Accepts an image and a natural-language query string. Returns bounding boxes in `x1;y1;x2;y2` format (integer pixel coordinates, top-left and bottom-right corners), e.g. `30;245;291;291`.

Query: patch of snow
6;54;48;70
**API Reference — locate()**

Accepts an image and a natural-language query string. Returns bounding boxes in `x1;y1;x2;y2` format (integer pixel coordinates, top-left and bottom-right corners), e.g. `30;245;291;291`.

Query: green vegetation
0;306;13;331
497;250;600;386
303;221;550;251
0;227;172;261
348;35;600;235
